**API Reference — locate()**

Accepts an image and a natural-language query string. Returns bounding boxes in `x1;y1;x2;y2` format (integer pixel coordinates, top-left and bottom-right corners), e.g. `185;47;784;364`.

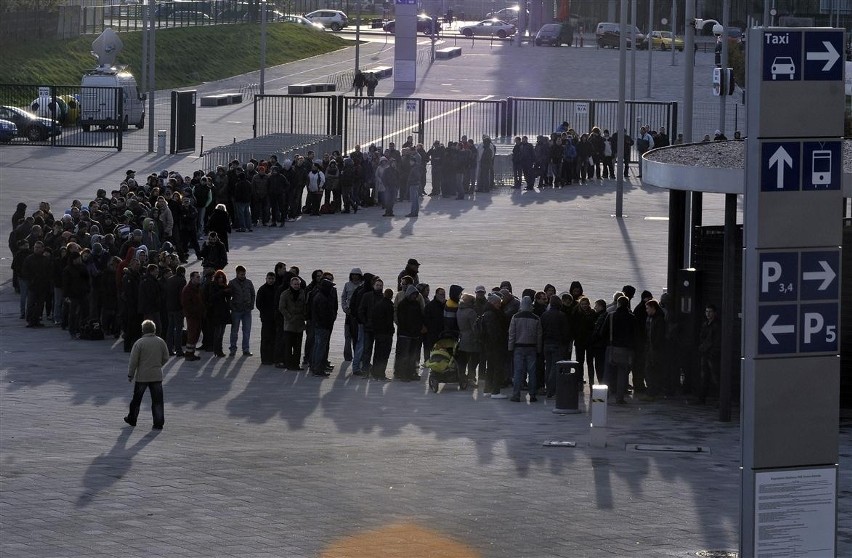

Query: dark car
0;106;61;142
595;22;644;49
383;15;440;35
0;119;17;142
535;22;572;46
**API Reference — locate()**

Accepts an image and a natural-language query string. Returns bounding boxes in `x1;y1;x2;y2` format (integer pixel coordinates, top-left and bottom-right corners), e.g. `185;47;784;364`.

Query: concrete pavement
1;38;849;558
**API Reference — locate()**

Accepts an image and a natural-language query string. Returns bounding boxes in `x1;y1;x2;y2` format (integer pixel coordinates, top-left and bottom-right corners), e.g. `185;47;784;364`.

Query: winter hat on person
549;295;562;308
487;292;502;304
405;284;419;297
520;296;533;312
499;280;513;292
350;267;362;278
475;285;487;293
449;284;463;303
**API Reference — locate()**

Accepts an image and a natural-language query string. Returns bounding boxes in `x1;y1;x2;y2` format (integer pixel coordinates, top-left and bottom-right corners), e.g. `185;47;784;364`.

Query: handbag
606;313;632;366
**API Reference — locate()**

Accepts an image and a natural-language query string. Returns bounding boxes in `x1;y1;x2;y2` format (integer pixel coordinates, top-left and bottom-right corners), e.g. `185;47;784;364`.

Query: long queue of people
8;155;722;404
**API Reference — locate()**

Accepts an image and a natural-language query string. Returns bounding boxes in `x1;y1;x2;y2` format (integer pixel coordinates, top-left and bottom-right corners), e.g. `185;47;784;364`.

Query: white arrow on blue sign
800;250;840;300
758;305;798;354
761;142;800;192
803;31;844;81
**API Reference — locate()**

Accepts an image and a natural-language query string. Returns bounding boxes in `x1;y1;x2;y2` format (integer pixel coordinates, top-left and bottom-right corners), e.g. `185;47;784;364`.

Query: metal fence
0;84;121;149
507;98;678;143
0;83;174;152
254;94;677;159
690;100;746;141
203;133;342;170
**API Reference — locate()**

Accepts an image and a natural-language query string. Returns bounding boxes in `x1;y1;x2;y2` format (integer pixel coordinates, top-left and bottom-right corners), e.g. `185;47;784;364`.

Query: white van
80;67;146;131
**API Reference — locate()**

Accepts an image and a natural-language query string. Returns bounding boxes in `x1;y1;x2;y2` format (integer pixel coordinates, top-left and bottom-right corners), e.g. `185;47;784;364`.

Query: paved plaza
1;36;850;557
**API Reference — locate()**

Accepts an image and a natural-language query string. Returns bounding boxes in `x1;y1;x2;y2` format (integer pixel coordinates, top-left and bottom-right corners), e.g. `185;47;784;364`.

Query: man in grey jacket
125;319;170;430
229;265;256;357
509;296;543;403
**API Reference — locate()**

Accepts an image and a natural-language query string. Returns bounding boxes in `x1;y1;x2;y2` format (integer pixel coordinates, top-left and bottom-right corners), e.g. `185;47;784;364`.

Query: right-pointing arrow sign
802;260;836;291
761;314;795;345
768;146;793;190
806;40;840;72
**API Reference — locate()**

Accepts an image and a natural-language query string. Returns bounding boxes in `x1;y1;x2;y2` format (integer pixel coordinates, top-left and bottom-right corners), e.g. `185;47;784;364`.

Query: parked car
0;106;61;142
595;22;644;49
383;14;440;35
241;9;289;23
170;10;212;22
460;19;517;38
0;119;17;143
282;14;325;30
535;22;572;46
643;30;684;51
486;6;529;24
304;9;348;31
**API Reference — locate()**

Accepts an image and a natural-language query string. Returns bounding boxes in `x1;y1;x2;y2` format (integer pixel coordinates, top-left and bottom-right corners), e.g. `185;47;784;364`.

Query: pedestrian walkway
1;39;850;558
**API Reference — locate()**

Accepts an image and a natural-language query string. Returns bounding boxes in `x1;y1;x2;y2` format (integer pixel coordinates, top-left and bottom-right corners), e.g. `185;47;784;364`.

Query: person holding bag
605;295;635;404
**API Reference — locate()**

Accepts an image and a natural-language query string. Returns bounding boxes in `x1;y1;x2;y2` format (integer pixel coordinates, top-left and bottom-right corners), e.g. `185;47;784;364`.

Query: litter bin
552;360;580;414
157;130;167;155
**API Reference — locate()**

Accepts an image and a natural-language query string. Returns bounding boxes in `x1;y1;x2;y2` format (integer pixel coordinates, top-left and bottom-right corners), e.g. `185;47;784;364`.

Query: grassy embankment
1;23;349;90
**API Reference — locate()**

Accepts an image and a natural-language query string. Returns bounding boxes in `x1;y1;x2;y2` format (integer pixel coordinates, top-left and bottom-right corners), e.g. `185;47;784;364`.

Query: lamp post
355;0;362;71
260;0;267;96
693;17;726;134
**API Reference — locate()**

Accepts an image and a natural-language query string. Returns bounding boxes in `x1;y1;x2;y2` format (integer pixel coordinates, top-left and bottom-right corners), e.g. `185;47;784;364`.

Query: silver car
304;9;348;31
460;19;516;39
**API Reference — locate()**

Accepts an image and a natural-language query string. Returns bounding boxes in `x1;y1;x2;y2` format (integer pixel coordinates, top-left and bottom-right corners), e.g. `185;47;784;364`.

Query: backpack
472;312;486;343
80;319;105;340
193;183;210;208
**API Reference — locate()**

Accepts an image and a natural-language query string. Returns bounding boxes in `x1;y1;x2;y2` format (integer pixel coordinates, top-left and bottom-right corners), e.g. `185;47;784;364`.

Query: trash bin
552;360;581;414
157;130;167;155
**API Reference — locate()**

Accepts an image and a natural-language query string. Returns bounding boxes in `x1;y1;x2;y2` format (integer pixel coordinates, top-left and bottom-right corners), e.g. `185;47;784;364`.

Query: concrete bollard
590;384;608;447
157;130;167;155
552;360;581;414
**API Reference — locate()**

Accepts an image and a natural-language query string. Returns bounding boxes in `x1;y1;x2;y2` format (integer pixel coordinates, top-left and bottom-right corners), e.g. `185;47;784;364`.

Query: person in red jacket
180;271;204;361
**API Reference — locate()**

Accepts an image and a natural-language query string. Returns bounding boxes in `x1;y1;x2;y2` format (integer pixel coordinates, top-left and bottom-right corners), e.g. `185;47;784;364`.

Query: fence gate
507;97;678;144
254;94;342;138
0;84;122;150
170;89;196;154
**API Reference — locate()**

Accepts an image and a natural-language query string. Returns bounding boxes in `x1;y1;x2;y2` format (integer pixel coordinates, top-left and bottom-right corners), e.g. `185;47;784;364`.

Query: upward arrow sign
806;40;840;72
768;146;793;190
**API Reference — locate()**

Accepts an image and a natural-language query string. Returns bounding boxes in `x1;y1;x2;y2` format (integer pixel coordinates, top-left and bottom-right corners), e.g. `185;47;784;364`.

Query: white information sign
575;102;588;115
405;100;417;112
754;467;836;557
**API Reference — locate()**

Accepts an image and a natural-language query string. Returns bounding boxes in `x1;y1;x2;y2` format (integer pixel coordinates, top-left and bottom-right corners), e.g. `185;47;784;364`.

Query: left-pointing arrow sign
768;146;793;190
761;314;795;345
802;260;836;291
806;40;840;72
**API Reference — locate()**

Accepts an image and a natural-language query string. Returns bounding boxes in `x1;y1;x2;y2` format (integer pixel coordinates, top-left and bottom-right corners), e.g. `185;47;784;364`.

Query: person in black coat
204;204;231;251
369;288;396;380
394;285;424;381
643;299;667;400
604;295;635;404
309;278;337;376
255;271;278;365
423;286;445;358
199;232;228;270
63;252;90;339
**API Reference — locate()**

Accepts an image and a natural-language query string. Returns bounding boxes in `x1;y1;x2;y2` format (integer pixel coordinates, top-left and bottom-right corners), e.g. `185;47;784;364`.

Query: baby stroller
425;331;468;392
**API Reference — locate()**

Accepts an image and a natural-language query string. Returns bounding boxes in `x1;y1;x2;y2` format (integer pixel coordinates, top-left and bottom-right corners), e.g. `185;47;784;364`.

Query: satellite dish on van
91;28;123;68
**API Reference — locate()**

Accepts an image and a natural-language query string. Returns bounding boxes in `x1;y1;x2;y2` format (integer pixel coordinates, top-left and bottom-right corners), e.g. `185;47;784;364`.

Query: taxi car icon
771;57;795;80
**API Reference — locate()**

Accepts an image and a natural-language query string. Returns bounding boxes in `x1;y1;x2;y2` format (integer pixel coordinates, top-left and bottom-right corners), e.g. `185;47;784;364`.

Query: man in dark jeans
125;319;169;430
310;279;337;377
